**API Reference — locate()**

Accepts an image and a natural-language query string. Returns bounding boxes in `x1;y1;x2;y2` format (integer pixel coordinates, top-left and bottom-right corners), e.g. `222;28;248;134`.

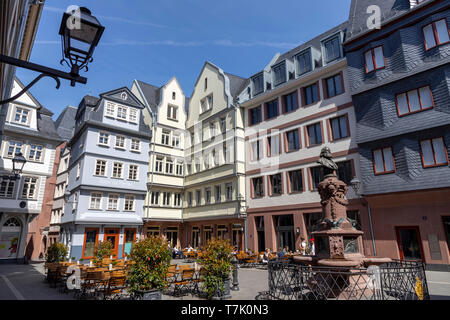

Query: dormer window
423;19;449;51
272;62;286;87
13;106;30;126
128;108;137;123
121;92;127;100
295;49;312;75
117;105;127;120
105;102;115;117
323;34;342;64
252;73;264;96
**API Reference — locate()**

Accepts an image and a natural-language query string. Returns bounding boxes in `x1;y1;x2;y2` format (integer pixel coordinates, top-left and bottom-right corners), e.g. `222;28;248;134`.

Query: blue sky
16;0;351;119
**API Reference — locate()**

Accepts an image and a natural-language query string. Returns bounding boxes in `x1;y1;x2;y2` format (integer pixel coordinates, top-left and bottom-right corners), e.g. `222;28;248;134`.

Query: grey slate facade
344;0;450;196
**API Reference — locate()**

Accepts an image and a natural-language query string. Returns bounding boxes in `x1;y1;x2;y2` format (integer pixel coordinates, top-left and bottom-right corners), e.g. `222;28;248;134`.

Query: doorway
0;217;22;259
396;226;424;261
123;228;136;257
166;227;178;248
274;215;295;251
104;228;120;258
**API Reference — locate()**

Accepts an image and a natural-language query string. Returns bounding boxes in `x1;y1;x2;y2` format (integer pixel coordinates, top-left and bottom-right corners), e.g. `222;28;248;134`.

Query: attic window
252;73;264;95
172;92;176;100
205;78;208;91
295;49;312;75
323;34;341;64
121;92;127;100
272;62;286;86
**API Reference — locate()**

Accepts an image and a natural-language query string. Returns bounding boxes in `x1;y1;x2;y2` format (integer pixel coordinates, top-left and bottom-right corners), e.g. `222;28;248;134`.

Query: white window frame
155;157;164;173
89;192;102;210
176;161;183;176
105;102;115;117
117;105;128;120
172;134;180;148
128;164;139;180
13;105;30;126
167;104;178;120
27;144;44;162
130;138;141;152
174;193;182;207
165;159;173;174
151;191;160;206
107;193;120;211
115;135;126;149
162;192;171;206
124;195;135;211
94;159;107;177
161;130;171;146
98;132;110;146
0;180;15;198
128;108;138;123
112;162;124;179
21;176;38;199
5;140;23;158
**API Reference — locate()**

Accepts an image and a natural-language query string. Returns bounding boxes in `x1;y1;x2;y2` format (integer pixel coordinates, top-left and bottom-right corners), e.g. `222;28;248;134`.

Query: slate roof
224;72;249;99
134;80;161;113
4;111;62;143
345;0;434;42
54;106;77;141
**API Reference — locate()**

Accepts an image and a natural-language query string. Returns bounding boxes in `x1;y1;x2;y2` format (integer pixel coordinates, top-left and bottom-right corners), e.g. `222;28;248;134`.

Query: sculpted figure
317;147;338;176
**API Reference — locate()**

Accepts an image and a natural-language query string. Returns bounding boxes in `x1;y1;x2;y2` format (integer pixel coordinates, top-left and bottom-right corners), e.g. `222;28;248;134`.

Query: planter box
211;278;231;300
134;289;162;300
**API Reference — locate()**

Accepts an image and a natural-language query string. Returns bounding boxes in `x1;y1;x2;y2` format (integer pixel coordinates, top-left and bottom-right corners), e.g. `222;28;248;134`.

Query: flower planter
134;289;162;300
211;278;231;300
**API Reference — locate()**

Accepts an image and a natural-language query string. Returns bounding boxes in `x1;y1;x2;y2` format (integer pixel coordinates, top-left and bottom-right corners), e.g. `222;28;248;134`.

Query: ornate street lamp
0;6;104;104
350;177;361;196
59;7;105;85
12;152;27;177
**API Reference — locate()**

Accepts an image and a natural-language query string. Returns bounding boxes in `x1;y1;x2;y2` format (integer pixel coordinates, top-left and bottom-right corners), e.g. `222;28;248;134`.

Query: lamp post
350;177;377;256
0;6;104;105
1;152;27;180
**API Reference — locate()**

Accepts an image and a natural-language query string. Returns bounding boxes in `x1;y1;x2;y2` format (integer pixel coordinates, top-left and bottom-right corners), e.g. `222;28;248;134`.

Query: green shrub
93;241;113;265
45;242;68;262
127;236;172;293
199;238;233;299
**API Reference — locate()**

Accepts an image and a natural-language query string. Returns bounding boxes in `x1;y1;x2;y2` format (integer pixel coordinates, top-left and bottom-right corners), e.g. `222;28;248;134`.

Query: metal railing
265;260;429;300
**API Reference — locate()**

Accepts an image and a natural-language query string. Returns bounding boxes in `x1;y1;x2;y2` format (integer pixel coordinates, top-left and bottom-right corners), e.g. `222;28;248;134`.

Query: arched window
3;217;21;227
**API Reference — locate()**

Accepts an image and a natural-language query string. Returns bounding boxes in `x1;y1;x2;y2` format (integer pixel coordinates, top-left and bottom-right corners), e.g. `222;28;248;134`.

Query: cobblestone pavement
0;261;449;300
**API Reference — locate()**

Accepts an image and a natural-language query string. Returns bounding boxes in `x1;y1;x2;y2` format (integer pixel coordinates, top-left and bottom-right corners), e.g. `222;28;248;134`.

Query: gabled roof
54;105;77;141
99;86;145;109
346;0;412;42
133;80;161;113
224;72;248;99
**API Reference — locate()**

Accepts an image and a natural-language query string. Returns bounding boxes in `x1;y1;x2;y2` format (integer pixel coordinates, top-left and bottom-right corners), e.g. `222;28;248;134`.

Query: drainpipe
145;111;157;229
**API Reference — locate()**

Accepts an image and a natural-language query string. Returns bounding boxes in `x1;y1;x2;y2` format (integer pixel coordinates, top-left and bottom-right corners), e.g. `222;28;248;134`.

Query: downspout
146;111;157;230
366;201;377;256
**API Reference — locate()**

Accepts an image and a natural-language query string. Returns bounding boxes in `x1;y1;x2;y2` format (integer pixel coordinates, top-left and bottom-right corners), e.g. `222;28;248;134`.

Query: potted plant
93;241;113;266
199;238;233;300
127;236;171;300
45;242;68;263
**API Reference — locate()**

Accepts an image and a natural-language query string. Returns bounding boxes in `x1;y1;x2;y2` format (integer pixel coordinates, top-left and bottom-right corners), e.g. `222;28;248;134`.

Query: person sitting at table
277;248;285;260
262;248;271;264
186;244;193;253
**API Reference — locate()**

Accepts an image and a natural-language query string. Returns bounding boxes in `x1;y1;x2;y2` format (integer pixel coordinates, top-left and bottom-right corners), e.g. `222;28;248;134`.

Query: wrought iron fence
266;260;429;300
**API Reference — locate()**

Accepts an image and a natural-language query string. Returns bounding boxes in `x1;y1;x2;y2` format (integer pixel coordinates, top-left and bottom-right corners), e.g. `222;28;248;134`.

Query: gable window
128;164;139;180
161;130;171;146
166;159;173;174
98;132;110;146
0;180;15;198
265;99;278;120
172;92;176;100
200;95;213;113
373;147;396;174
112;162;123;178
252;73;264;95
310;166;324;190
249;106;262;125
307;122;323;146
272;62;286;86
115;135;125;149
117;105;127;120
27;144;43;161
129;138;140;152
283;92;298;113
13;106;30;125
251;140;263;161
21;177;38;199
364;46;385;73
423;19;450;50
89;192;102;210
323;35;341;63
337;160;353;185
296;49;312;75
95;160;107;176
325;73;344;98
128;108;137;123
151;192;160;205
288;169;303;193
420;137;448;168
330;115;349;140
251;177;264;198
268;174;282;196
6;140;23;157
303;83;319;105
107;194;119;210
105;102;115;117
396;86;434;116
215;185;221;203
267;135;281;157
167;105;178;120
124;195;135;211
285;129;301;152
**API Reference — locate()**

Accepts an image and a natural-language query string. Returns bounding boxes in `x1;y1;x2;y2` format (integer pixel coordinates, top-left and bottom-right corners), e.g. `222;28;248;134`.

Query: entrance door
396;227;424;261
104;228;120;258
123;228;136;257
0;218;22;259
